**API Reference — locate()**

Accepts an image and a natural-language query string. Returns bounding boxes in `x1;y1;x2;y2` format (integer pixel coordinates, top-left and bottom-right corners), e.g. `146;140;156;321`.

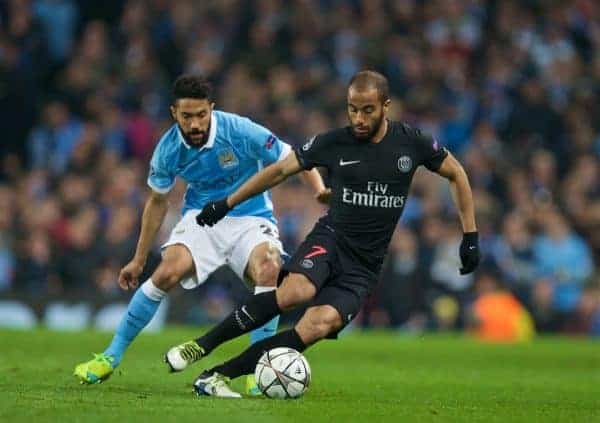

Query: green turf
1;327;599;422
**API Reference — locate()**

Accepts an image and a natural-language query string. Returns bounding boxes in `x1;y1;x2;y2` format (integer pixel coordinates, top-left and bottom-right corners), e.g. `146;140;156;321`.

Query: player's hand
315;188;332;204
196;198;230;226
118;259;145;290
459;232;480;275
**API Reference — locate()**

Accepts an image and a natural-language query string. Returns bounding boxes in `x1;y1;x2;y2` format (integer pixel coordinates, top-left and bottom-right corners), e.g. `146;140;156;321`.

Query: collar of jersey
178;112;217;150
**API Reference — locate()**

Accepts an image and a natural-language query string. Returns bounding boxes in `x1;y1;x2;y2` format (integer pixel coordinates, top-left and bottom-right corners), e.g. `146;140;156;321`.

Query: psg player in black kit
169;70;479;397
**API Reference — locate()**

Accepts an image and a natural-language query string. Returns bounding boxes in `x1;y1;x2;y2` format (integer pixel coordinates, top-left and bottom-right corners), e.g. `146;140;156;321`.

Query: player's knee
248;244;281;288
254;263;279;287
251;256;281;288
276;274;316;310
313;307;343;336
297;306;343;342
152;263;184;291
152;245;194;291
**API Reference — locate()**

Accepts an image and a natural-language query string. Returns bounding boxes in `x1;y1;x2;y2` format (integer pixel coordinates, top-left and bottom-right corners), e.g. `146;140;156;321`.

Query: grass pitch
1;327;598;422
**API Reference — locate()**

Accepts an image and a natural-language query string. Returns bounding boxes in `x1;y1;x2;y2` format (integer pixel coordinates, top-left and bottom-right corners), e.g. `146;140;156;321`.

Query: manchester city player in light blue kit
74;75;328;396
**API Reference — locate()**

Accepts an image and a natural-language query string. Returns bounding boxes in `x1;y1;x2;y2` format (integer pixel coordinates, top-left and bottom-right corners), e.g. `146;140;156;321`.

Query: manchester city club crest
398;155;412;173
217;148;239;169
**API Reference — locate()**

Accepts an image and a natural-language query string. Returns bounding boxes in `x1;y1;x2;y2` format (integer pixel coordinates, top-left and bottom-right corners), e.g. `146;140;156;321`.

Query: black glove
196;199;230;227
459;231;480;275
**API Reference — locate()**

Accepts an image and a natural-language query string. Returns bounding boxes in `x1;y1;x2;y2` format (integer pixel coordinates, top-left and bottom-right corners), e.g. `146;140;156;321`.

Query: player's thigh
152;244;195;291
295;305;343;345
278;220;339;295
245;241;282;288
227;218;283;287
276;272;317;311
159;210;225;290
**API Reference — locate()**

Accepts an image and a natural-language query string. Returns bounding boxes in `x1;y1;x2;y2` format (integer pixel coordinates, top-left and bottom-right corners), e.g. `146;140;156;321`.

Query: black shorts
278;220;378;338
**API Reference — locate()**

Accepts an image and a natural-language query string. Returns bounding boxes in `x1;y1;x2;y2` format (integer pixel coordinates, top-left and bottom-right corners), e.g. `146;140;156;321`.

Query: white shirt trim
257;159;274;211
204;112;217;149
277;142;292;162
147;178;175;194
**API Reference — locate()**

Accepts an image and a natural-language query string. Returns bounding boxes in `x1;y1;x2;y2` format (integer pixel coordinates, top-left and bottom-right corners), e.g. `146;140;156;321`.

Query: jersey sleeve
293;132;333;170
414;129;448;172
242;118;291;165
147;143;176;194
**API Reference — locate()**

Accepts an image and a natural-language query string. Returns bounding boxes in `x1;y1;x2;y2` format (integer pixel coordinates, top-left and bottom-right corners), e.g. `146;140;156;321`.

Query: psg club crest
301;259;314;269
217;148;239;169
398;155;412;173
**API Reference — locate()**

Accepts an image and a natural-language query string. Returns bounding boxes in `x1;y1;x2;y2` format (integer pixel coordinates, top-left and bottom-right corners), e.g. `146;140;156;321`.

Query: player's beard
179;124;209;148
351;112;384;142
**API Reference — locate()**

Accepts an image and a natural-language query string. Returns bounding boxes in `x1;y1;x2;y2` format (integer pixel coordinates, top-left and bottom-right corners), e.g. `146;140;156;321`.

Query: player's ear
170;105;177;120
383;99;391;111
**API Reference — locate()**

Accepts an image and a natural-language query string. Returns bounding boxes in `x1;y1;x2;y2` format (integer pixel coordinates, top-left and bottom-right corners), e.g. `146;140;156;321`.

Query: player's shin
247;286;280;394
208;329;306;380
104;279;166;366
250;286;280;344
194;290;281;355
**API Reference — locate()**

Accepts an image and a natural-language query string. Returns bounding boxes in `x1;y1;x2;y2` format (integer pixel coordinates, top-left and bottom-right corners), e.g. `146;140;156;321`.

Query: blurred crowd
1;0;600;337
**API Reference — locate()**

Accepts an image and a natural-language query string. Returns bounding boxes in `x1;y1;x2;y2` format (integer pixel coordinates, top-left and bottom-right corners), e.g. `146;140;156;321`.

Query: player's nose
355;116;366;127
355;112;366;125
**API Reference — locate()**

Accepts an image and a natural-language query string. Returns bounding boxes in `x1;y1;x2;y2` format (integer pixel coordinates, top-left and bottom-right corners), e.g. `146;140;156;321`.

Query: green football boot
245;374;262;396
74;353;115;384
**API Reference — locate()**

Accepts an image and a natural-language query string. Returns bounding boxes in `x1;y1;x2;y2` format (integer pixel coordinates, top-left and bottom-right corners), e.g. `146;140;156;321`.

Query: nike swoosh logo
305;245;327;259
241;306;255;322
339;159;360;166
469;246;476;250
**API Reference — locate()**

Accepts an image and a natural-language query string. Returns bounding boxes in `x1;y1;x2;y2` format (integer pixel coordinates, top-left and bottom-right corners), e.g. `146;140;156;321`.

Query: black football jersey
294;121;448;271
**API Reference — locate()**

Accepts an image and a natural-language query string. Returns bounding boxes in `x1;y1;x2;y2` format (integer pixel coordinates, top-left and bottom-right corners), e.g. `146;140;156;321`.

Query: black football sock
209;329;307;379
195;290;280;354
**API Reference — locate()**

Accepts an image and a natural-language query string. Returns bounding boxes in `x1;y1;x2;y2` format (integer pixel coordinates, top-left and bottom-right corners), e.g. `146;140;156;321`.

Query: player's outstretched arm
299;168;331;204
119;190;169;290
231;150;304;205
435;152;480;274
196;152;304;226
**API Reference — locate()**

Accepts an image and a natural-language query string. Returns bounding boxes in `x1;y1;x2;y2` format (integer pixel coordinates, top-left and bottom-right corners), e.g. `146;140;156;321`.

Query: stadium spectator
490;212;536;292
369;226;430;330
0;185;16;292
467;270;535;342
27;100;84;173
529;207;594;331
33;0;78;63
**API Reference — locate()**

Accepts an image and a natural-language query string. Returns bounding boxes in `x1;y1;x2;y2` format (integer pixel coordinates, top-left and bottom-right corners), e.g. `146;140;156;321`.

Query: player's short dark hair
172;74;213;104
348;70;390;102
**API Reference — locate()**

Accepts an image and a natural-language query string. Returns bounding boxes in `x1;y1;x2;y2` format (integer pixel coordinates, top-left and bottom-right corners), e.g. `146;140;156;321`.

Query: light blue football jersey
147;110;291;223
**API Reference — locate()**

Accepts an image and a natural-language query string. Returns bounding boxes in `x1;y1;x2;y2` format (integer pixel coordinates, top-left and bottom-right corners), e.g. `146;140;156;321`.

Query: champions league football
255;348;311;399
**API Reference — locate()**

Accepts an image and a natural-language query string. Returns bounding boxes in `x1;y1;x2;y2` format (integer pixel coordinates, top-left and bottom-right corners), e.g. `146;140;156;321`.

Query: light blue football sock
250;286;279;345
250;316;280;344
104;279;166;367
